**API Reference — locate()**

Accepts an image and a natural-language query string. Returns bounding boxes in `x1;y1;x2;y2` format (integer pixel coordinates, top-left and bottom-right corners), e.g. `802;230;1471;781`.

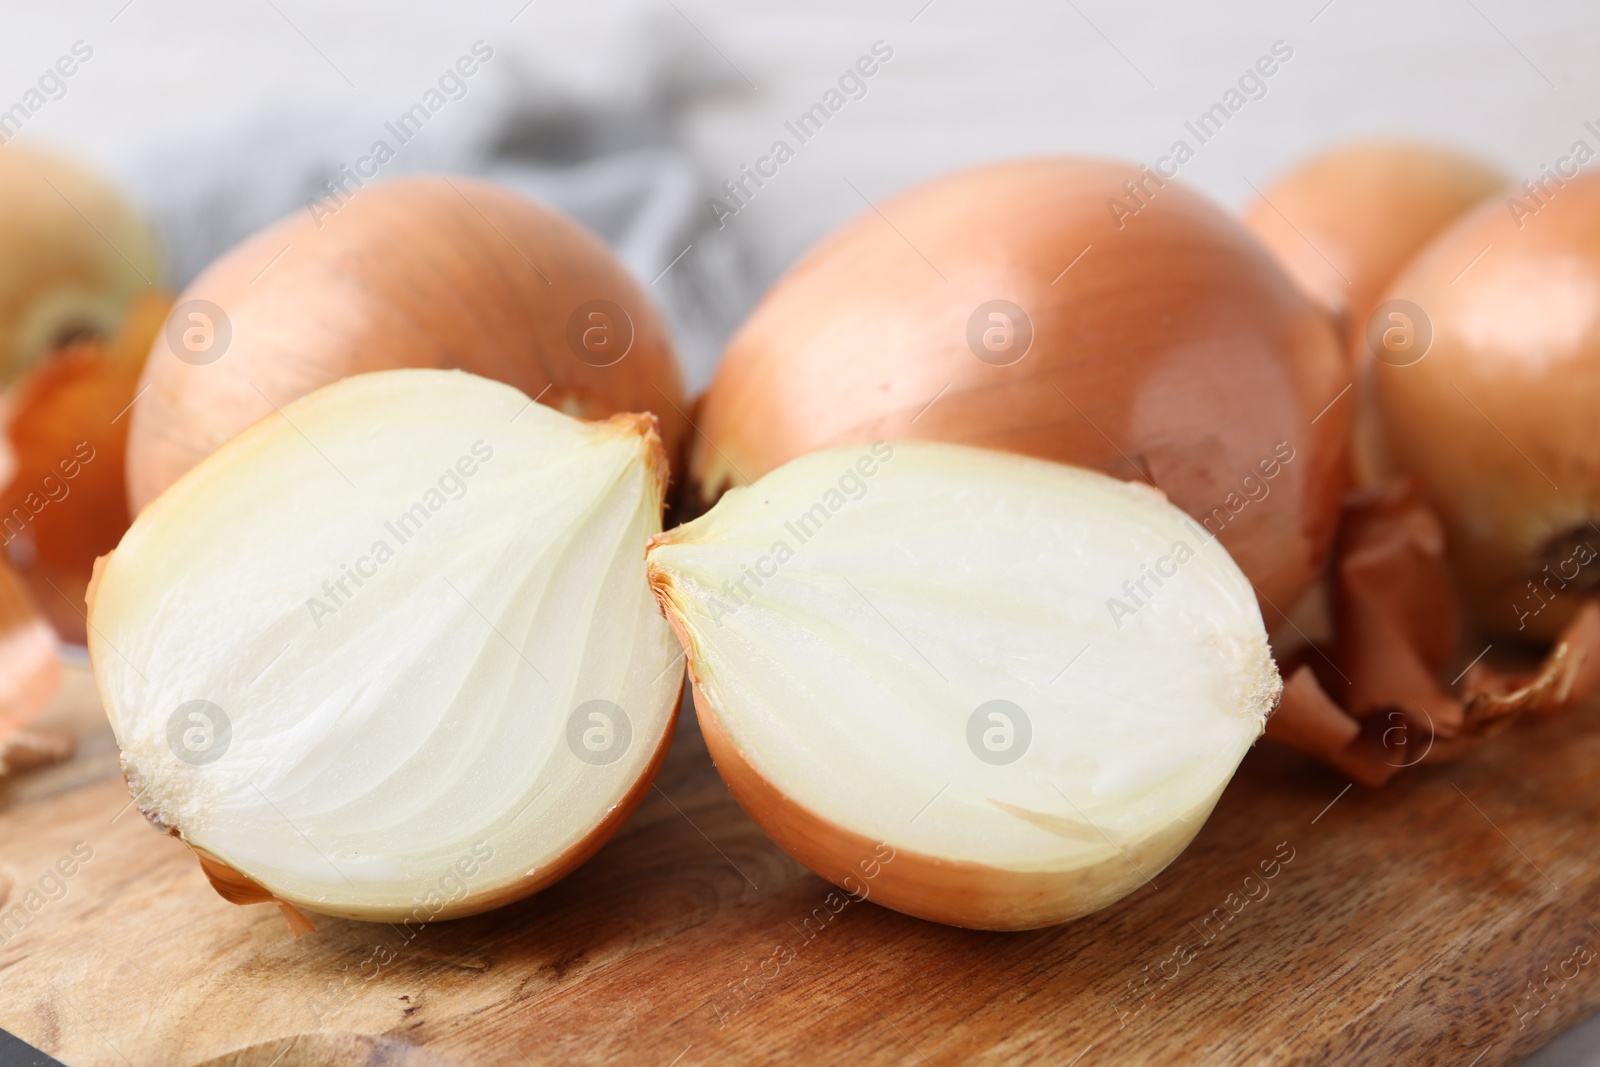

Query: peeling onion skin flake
647;443;1280;930
88;369;683;923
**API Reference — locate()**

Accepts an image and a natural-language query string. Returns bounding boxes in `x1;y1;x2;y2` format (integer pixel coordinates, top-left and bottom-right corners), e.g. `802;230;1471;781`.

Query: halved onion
647;443;1279;930
90;370;683;922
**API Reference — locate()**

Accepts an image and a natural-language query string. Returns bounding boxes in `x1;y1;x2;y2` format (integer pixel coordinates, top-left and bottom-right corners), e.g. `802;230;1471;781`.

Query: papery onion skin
126;177;689;513
1358;172;1600;642
1244;142;1503;340
0;147;161;385
689;158;1347;617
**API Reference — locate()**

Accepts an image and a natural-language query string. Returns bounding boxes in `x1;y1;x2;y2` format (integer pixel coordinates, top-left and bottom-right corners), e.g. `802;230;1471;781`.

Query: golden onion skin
1360;171;1600;642
126;177;688;512
691;158;1349;617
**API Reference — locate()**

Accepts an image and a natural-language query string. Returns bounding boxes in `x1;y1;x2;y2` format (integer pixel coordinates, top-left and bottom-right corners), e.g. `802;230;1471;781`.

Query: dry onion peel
1266;480;1600;786
1462;601;1600;721
647;442;1280;930
0;725;75;776
1267;481;1460;785
90;369;683;922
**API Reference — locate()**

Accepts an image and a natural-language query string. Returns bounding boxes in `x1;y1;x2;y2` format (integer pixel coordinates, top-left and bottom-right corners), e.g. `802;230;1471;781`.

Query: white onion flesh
647;443;1279;928
90;370;682;921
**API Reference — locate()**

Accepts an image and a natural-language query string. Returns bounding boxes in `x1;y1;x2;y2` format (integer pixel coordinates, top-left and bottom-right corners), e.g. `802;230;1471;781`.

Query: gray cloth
119;19;752;393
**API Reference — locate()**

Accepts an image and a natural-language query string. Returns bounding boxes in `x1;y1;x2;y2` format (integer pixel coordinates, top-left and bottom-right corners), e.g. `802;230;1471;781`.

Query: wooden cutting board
2;663;1597;1066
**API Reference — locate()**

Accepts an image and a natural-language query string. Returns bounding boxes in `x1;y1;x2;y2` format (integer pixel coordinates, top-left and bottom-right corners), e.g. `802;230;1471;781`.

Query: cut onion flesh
647;443;1280;930
89;370;683;922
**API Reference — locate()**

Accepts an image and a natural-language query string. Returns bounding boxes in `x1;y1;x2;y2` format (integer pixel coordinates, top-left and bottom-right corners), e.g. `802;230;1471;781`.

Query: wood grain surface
1;663;1597;1066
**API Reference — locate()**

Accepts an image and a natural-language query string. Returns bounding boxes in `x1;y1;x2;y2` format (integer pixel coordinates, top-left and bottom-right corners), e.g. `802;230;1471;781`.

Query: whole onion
1244;141;1503;340
126;177;689;512
0;147;160;384
691;158;1348;615
1360;170;1600;641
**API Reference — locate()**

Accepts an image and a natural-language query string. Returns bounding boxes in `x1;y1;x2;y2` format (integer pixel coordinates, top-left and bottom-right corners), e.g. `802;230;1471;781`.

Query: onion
648;442;1280;929
90;370;683;923
1;292;168;642
689;158;1347;619
126;177;689;514
0;147;160;384
1244;141;1503;340
1360;170;1600;641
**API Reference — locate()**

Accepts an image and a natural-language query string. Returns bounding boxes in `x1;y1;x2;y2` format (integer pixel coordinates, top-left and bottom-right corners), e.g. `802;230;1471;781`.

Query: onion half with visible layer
91;370;683;922
648;443;1280;929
